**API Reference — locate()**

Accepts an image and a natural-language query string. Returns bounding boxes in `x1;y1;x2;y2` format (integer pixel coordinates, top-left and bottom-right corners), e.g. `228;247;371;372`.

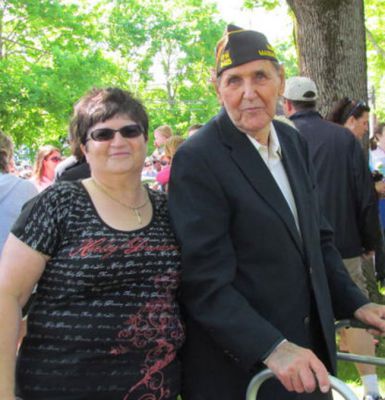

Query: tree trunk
286;0;368;118
287;0;381;298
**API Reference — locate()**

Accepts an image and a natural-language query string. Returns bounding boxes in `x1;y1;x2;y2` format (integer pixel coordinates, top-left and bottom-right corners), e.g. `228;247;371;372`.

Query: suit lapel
278;128;314;260
216;111;304;256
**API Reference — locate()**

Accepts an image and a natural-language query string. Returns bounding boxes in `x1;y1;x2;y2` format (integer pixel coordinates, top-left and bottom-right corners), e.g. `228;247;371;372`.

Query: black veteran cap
215;24;278;77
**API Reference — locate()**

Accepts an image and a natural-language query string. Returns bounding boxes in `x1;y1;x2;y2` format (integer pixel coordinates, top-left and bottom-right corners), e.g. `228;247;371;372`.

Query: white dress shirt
247;124;301;234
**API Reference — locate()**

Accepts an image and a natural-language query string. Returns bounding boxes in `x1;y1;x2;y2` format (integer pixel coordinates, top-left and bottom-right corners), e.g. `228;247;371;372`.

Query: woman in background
30;145;61;192
326;97;370;139
156;135;185;192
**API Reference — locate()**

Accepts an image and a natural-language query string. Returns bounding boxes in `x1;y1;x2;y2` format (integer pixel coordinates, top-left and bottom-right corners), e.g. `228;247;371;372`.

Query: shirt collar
247;123;282;158
289;110;321;121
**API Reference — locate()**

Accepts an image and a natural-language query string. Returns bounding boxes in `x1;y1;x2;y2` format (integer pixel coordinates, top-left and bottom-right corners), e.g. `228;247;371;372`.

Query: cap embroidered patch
220;51;232;68
215;24;278;77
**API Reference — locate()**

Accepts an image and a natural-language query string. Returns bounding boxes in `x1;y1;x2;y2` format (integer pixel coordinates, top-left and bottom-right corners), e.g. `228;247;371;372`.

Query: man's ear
282;98;290;117
278;65;286;97
345;115;355;131
211;70;224;106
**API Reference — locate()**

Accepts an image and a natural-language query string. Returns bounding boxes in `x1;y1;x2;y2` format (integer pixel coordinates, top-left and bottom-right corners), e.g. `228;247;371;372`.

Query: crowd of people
1;24;385;400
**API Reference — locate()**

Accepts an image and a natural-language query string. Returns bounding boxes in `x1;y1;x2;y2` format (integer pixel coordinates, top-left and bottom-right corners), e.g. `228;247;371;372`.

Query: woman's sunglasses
46;156;62;163
347;100;367;118
87;124;144;142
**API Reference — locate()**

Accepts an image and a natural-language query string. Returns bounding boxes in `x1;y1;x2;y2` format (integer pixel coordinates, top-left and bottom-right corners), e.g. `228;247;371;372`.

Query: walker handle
246;368;358;400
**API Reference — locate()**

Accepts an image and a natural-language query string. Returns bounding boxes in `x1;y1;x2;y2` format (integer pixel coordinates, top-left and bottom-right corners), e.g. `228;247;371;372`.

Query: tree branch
0;35;49;55
366;28;385;58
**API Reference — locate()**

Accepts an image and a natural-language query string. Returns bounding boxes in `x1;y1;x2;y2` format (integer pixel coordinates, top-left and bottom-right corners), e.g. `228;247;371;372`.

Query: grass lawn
337;333;385;394
336;265;385;394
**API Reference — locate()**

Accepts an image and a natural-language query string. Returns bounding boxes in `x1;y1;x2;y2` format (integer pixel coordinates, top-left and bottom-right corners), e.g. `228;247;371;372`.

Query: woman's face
82;114;147;178
154;130;168;148
42;150;61;180
346;111;369;139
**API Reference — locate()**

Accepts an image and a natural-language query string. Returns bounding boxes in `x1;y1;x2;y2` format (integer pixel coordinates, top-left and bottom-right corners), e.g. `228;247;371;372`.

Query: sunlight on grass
337;335;385;395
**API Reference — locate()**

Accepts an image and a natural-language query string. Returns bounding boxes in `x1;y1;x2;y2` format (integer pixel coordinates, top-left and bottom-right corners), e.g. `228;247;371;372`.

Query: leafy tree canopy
0;0;119;156
106;0;225;149
366;0;385;120
0;0;226;159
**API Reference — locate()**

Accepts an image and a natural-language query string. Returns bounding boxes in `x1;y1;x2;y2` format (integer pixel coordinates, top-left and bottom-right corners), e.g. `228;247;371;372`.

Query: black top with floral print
13;181;184;400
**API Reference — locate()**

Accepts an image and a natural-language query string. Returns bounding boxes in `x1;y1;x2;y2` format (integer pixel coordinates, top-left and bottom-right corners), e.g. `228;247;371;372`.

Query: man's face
215;60;285;139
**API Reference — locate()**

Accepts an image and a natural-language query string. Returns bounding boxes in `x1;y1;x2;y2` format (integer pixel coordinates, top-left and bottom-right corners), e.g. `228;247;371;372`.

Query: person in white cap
283;76;383;400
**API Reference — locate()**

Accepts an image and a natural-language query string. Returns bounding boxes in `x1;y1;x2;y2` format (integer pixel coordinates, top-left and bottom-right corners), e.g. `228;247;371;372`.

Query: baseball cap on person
215;24;278;77
283;77;318;102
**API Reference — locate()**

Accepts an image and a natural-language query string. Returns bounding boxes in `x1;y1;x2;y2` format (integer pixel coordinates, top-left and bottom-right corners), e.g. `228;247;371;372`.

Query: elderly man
168;25;385;400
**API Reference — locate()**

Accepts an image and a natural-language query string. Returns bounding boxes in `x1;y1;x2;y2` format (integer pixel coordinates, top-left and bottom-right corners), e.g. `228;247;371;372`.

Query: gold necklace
91;178;150;224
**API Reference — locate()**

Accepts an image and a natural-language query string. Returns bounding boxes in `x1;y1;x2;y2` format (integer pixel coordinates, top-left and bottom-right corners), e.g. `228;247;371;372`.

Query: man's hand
263;341;330;394
354;302;385;336
375;181;385;197
362;250;375;261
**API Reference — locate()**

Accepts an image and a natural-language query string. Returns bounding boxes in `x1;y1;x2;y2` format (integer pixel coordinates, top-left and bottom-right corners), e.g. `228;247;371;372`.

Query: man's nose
243;81;258;99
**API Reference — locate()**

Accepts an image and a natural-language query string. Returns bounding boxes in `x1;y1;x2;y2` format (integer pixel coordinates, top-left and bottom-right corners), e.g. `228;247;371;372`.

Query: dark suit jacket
168;109;368;400
290;110;382;258
57;161;90;182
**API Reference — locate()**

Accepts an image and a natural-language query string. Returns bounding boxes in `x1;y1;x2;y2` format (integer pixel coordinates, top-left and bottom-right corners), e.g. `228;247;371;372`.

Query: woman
151;125;173;161
0;88;184;400
30;145;62;191
326;97;370;139
156;135;185;192
327;98;383;188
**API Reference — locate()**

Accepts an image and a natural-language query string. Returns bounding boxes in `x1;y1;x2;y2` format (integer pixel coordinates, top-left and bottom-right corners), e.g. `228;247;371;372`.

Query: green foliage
338;336;385;394
1;0;383;159
243;0;281;10
107;0;225;144
274;40;298;78
0;0;226;158
365;0;385;121
240;0;299;78
0;0;120;157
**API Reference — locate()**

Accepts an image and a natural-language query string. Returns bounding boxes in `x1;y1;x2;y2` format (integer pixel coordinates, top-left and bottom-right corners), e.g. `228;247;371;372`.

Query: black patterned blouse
12;181;184;400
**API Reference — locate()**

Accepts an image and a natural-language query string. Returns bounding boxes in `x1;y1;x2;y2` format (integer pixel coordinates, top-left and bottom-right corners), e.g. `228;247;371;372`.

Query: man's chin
238;119;272;136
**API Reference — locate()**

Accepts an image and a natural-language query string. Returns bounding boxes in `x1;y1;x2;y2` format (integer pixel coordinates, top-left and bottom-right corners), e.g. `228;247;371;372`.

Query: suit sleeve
299;136;370;318
319;216;369;319
168;145;285;371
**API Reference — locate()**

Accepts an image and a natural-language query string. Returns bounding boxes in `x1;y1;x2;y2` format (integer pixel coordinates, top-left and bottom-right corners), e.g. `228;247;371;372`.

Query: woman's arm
0;234;47;399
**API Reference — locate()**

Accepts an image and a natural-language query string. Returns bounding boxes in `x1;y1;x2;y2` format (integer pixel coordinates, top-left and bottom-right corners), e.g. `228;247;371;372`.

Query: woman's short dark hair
326;97;370;125
70;87;149;145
